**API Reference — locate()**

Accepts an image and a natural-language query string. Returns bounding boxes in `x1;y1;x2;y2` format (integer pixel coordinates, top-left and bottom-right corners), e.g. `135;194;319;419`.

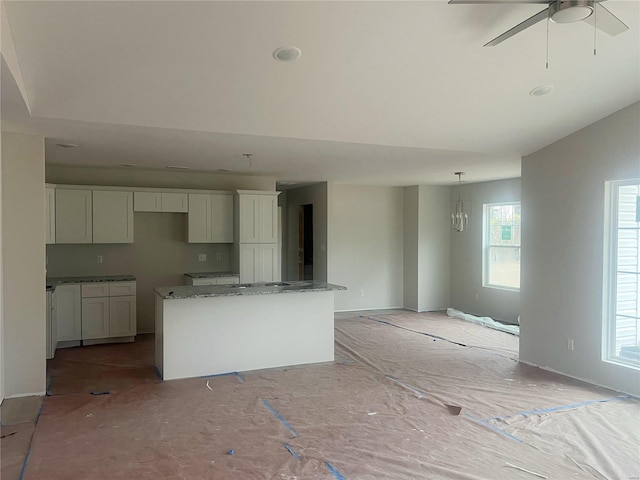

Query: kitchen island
154;281;346;380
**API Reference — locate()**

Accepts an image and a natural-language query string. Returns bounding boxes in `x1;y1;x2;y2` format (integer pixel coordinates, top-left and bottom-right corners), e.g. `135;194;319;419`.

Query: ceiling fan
448;0;629;46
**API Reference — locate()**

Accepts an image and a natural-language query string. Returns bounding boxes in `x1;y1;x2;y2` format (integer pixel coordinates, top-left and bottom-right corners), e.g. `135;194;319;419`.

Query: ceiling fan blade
448;1;549;4
484;8;549;46
582;2;629;36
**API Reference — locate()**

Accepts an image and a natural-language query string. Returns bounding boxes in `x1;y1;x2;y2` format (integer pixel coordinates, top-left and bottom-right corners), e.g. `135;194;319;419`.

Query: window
483;202;521;290
604;179;640;368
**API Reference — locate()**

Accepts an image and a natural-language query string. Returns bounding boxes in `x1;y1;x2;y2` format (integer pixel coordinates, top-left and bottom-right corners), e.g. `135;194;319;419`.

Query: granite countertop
184;272;239;279
155;281;347;299
46;275;136;289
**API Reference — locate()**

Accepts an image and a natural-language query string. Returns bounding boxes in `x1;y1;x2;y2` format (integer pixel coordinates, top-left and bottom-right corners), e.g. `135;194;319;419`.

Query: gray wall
521;102;640;396
2;132;46;398
283;183;328;282
449;178;521;324
46;214;232;334
404;185;451;312
328;184;404;311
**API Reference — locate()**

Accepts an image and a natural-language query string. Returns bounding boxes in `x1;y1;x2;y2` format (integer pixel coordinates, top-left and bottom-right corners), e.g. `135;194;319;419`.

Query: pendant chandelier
451;172;468;232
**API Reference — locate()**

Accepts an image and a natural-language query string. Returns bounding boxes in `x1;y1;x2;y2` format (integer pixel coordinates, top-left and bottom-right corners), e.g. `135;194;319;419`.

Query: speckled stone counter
155;281;346;380
183;272;239;279
47;274;136;286
156;281;346;300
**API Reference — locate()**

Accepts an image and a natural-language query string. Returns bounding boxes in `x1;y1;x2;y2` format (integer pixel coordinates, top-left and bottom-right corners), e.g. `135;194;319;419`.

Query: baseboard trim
518;359;638;398
334;306;405;313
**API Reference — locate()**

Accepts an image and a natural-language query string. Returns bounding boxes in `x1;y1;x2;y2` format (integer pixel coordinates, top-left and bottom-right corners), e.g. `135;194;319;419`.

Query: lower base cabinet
56;281;136;348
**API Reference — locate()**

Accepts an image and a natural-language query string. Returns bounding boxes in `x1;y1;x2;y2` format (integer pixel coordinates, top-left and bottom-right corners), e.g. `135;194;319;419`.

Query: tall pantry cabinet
234;190;280;283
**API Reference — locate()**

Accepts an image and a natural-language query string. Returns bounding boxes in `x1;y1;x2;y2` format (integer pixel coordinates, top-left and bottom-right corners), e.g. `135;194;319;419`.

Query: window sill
482;284;520;293
603;357;640;371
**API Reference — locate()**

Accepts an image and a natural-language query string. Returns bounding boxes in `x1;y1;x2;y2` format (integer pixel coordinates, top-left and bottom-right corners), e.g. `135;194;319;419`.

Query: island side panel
155;293;164;378
160;291;335;380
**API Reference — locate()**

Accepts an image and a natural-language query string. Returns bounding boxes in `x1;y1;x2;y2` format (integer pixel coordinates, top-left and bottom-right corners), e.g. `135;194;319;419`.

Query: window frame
482;201;521;292
603;178;640;370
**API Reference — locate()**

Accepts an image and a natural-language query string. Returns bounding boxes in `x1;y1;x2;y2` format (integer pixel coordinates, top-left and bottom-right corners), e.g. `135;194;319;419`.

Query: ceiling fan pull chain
546;16;550;69
593;4;597;56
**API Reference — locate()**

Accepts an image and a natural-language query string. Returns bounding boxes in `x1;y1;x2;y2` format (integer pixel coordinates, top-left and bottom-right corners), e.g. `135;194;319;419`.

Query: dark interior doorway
298;204;314;280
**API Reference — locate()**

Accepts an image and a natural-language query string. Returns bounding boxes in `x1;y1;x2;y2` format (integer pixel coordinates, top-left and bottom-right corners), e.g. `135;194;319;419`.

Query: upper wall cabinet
134;192;188;213
55;189;93;244
93;191;134;244
45;187;56;244
236;191;279;244
187;193;233;243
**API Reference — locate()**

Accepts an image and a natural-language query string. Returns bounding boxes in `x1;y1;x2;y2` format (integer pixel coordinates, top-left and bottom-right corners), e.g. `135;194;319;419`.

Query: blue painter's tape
466;414;524;443
153;366;163;382
227;449;235;455
261;399;300;438
486;395;630;421
284;443;301;460
368;317;468;347
325;461;347;480
234;372;246;383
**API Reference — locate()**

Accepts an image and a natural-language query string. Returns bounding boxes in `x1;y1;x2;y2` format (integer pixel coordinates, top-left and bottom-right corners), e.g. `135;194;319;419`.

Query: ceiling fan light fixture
550;1;594;24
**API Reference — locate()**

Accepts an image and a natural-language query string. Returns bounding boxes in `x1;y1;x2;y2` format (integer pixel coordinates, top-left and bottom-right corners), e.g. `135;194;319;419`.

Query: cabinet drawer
216;276;239;285
82;283;110;298
109;282;136;296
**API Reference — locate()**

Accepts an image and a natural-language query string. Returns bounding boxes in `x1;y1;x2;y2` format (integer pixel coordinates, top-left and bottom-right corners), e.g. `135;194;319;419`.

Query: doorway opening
298;204;314;280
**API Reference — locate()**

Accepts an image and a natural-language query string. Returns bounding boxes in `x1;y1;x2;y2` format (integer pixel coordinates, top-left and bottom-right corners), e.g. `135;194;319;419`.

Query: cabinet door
45;188;56;244
82;297;110;339
56;285;82;342
109;296;136;337
56;189;92;244
239;244;259;283
134;192;161;212
258;195;278;243
161;193;188;213
258;244;279;282
211;194;233;243
188;194;212;242
238;195;260;243
93;191;134;243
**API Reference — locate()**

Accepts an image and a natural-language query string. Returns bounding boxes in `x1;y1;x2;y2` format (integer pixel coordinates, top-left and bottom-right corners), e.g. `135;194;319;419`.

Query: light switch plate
199;254;207;262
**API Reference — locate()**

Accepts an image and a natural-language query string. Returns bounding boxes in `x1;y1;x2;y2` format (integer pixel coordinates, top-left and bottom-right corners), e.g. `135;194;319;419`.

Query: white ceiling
2;1;639;186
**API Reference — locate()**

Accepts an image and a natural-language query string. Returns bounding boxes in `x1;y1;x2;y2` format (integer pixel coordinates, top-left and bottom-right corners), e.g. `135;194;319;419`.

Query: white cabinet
161;193;188;213
135;191;188;213
109;296;136;337
56;284;82;343
56;189;93;244
239;244;279;283
188;193;233;243
81;281;136;340
93;190;134;243
81;297;110;339
237;192;278;244
188;194;211;242
134;192;161;212
211;194;234;242
45;187;56;244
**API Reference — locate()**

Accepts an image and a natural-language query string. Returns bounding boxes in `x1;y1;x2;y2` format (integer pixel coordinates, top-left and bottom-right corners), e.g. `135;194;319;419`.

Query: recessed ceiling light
529;85;554;97
166;165;190;170
273;46;302;62
56;143;78;149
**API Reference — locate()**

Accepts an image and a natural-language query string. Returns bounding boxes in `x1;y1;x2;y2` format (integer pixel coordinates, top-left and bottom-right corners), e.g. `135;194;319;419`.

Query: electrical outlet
216;252;222;260
198;254;207;262
97;255;103;264
360;289;365;297
567;339;574;351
